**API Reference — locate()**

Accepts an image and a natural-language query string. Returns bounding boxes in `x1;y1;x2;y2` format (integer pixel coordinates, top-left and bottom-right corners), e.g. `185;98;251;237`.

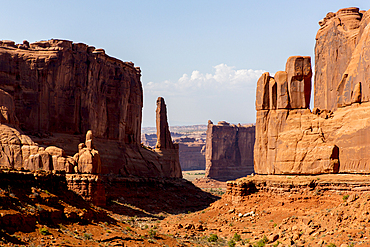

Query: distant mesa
205;120;255;181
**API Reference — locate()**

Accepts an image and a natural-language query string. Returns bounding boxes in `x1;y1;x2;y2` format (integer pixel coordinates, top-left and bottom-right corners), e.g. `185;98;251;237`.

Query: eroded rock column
154;97;182;178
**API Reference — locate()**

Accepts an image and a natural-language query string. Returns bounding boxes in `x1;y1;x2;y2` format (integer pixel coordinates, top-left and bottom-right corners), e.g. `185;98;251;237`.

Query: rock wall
254;7;370;175
205;121;255;181
0;39;181;178
0;39;142;144
315;7;370;111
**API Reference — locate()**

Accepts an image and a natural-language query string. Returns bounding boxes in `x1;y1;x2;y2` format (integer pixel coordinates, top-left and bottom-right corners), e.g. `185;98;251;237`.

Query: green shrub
327;244;336;247
228;239;236;247
208;234;218;242
83;233;92;240
253;235;268;247
343;195;349;201
149;229;157;239
39;227;50;236
233;233;241;242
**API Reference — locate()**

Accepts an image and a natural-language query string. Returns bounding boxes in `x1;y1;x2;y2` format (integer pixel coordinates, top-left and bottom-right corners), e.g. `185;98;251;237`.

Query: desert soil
1;175;369;247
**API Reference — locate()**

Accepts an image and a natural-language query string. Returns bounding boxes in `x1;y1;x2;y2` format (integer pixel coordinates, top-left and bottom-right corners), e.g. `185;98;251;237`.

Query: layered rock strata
255;7;370;174
205;121;255;181
226;174;370;203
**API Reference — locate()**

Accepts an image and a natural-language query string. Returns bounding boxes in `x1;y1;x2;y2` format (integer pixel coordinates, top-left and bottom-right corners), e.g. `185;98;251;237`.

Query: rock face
0;39;181;178
254;7;370;174
315;7;370;110
154;97;182;178
205;121;255;181
176;137;205;171
0;39;142;143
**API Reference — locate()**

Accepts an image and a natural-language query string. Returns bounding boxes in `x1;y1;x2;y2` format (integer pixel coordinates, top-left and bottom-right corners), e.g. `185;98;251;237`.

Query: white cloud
142;64;266;127
145;64;265;95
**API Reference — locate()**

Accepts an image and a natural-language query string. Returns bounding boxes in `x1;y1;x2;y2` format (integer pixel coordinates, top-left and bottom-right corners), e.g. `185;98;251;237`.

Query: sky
1;1;370;127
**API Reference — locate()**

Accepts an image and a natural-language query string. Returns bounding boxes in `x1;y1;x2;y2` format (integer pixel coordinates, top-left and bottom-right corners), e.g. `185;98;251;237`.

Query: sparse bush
253;235;268;247
83;233;92;240
273;223;277;228
228;239;236;247
39;227;50;236
343;195;349;201
208;234;218;242
149;229;157;239
327;244;336;247
233;233;241;242
126;226;131;231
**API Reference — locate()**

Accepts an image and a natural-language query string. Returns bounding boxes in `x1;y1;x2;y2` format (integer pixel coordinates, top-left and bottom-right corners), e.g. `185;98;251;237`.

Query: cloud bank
143;64;265;127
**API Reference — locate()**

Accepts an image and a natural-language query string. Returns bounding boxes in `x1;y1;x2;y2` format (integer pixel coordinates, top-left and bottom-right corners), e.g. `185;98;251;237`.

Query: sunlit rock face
0;39;181;178
254;7;370;175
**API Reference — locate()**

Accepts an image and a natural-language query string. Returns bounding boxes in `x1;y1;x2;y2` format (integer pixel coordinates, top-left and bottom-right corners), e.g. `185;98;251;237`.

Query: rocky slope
161;174;370;247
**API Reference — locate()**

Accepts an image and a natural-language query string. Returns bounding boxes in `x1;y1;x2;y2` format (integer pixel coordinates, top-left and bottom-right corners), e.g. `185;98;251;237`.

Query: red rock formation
315;7;370;110
155;97;175;149
0;39;182;178
66;174;106;206
254;56;341;174
205;121;255;181
0;39;142;144
254;7;370;174
154;97;182;178
176;137;205;171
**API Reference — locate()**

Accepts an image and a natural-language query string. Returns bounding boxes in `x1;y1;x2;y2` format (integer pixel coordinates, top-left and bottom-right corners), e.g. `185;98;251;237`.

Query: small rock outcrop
205;121;255;181
76;130;102;174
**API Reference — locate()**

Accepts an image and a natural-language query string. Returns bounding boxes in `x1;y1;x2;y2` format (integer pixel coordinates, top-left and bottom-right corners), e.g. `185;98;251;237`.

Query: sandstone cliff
0;39;180;178
315;7;370;110
205;121;255;181
254;7;370;175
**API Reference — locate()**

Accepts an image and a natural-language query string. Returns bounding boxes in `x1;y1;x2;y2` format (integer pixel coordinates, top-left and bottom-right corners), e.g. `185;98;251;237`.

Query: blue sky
2;1;370;126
